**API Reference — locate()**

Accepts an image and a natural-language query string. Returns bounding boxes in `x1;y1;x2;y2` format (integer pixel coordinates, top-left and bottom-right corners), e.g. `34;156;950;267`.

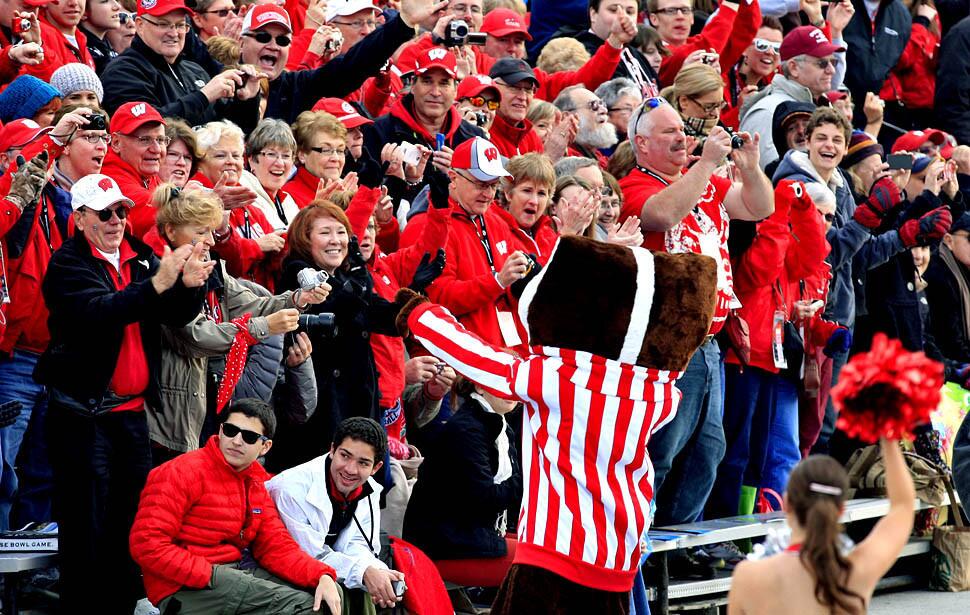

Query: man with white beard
552;85;617;168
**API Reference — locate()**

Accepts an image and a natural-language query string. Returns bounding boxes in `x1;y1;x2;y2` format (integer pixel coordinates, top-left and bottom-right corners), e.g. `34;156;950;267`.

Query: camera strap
273;195;288;226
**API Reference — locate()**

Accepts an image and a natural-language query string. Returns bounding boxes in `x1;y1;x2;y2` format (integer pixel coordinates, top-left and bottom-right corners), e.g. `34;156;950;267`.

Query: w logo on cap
130;103;147;117
141;0;157;8
483;147;499;162
428;48;447;61
98;178;115;192
808;28;828;44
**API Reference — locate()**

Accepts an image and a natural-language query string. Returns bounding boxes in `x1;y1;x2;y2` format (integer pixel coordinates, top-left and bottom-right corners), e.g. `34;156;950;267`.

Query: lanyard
473;214;495;271
273;195;288;225
38;196;52;252
636;165;671;187
242;209;252;238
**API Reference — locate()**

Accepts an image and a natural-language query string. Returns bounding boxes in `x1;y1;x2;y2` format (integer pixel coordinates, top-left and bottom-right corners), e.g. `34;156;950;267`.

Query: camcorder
443;20;487;46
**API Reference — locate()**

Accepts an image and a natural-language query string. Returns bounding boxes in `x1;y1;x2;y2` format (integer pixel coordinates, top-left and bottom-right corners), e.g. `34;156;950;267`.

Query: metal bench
0;552;57;615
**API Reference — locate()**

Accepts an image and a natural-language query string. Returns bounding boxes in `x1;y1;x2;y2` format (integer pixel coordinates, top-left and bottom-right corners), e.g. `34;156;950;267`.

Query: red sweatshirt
491;206;558;264
489;114;544;159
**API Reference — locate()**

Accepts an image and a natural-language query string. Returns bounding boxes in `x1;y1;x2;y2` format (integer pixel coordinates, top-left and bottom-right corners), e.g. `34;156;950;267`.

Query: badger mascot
395;235;717;614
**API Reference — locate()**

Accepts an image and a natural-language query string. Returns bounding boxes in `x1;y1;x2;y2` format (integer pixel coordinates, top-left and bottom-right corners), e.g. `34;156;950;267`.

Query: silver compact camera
325;31;343;52
296;267;330;291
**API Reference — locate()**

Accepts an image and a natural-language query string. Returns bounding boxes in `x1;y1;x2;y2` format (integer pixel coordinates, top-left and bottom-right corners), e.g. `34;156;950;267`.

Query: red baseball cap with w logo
414;47;457;79
452;137;510;182
110;101;164;135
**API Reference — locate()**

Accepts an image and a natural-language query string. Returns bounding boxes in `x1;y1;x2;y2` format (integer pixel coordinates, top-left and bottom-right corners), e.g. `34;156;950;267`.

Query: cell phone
887;153;913;171
392;580;406;597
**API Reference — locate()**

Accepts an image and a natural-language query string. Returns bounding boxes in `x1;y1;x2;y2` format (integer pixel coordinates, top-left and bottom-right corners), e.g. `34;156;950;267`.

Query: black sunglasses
243;32;291;47
86;206;129;222
221;422;269;444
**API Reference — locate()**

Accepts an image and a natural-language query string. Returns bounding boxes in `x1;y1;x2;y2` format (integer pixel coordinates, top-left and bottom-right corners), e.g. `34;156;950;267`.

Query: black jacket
35;233;203;413
100;36;259;132
79;25;117;75
267;251;399;472
923;252;970;364
936;17;970;145
843;0;912;118
403;395;522;559
264;14;416;124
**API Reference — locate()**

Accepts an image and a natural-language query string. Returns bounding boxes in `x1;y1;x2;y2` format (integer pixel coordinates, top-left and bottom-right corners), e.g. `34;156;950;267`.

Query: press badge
772;310;787;370
497;310;522;347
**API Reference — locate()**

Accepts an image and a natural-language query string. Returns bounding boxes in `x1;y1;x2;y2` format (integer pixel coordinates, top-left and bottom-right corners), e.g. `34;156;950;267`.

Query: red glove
899;206;952;248
853;177;902;229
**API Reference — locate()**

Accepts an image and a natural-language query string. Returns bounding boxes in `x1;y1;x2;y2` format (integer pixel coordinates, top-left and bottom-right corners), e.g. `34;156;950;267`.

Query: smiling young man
22;0;97;81
130;399;343;615
267;417;407;611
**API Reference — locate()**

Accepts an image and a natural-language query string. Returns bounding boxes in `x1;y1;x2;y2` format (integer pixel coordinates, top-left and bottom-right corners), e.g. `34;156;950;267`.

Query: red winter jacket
491;206;558;264
24;18;96;82
659;2;739;86
401;200;518;346
0;135;64;354
879;18;939;110
345;187;452;406
726;180;828;372
100;149;160;238
283;165;320;209
130;436;336;604
489;114;544;159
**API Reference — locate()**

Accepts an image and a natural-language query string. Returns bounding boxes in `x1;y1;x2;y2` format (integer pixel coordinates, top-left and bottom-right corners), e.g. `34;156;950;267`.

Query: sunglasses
801;57;835;70
631;96;669;136
243;31;291;47
753;38;781;54
86;206;129;222
119;12;136;25
462;96;499;111
221;422;269;445
819;211;835;222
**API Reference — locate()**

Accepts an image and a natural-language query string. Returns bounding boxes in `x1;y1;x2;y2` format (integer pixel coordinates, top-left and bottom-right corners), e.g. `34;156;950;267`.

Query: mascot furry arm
396;236;717;596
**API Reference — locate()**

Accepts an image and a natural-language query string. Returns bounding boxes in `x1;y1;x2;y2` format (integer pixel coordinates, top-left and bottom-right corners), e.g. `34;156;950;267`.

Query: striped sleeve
408;302;518;398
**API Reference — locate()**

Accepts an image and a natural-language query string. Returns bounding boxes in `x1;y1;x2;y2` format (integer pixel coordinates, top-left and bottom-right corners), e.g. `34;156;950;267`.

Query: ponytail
787;455;865;615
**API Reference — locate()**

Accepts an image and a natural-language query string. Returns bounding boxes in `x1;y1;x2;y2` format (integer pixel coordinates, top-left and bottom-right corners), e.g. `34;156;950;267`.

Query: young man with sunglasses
740;25;847;171
38;172;214;612
131;399;343;614
267;417;407;610
721;18;783;130
101;0;263;131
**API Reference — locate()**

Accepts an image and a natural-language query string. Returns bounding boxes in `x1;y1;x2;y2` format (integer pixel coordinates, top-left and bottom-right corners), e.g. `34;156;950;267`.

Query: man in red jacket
26;0;96;81
100;100;166;237
487;58;544;158
648;0;741;86
130;399;342;614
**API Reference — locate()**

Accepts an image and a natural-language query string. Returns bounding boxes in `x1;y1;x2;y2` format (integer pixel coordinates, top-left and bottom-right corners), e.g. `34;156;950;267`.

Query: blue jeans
648;339;726;526
708;366;800;519
0;350;48;531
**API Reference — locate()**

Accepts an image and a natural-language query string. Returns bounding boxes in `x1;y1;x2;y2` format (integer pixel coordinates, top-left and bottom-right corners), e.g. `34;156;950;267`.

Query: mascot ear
638;252;718;371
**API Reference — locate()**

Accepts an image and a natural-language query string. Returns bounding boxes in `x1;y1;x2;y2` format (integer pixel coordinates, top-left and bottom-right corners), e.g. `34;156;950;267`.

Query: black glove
343;236;373;296
356;148;383;189
0;400;22;429
409;248;446;293
509;254;541;299
428;168;450;209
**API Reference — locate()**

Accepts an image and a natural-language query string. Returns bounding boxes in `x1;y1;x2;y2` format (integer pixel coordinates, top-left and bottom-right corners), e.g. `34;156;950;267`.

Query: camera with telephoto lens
726;128;745;150
297;313;337;338
296;267;329;291
84;114;106;131
444;19;470;46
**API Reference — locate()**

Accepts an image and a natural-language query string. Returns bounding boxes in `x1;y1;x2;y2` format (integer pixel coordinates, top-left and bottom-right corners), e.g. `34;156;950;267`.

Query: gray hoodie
740;75;817;171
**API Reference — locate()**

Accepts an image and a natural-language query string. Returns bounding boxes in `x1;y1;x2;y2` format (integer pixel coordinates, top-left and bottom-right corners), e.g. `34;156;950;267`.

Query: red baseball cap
481;8;532;40
136;0;194;18
457;75;501;102
110;101;164;135
452;137;510;182
311;98;373;129
395;42;425;76
890;129;947;154
414;47;457;79
242;4;292;34
0;119;50;153
825;90;849;103
779;26;845;62
23;0;55;7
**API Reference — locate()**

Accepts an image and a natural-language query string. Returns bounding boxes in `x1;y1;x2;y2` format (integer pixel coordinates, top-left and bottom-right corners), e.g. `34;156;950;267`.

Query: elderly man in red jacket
130;398;342;614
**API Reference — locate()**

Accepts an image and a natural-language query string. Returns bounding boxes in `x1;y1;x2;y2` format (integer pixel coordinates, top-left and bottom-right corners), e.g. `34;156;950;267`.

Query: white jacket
266;454;387;589
239;170;301;231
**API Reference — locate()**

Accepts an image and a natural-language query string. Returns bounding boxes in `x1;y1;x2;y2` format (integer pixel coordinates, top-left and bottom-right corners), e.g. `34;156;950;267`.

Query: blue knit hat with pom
0;75;61;124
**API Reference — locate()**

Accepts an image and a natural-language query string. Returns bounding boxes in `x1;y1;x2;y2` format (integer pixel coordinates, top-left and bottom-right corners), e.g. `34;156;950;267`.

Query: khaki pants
158;564;343;615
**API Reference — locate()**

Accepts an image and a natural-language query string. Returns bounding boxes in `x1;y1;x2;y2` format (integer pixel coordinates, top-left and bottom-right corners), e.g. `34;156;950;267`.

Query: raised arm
723;132;775;221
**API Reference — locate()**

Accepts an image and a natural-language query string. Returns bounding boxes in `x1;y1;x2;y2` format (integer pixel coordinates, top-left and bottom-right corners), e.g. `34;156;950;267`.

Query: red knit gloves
899;206;952;248
853;177;902;229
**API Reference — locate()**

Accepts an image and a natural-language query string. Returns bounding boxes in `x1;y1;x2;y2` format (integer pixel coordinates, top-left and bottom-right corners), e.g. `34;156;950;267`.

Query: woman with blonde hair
143;185;329;463
660;63;727;142
537;38;591;74
284;110;351;207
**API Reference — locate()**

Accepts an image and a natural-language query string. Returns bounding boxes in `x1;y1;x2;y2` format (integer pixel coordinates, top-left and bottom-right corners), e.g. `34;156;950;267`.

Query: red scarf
215;313;259;413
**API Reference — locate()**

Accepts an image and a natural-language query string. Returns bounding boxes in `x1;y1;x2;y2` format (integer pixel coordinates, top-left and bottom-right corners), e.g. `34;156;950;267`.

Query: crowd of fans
0;0;967;612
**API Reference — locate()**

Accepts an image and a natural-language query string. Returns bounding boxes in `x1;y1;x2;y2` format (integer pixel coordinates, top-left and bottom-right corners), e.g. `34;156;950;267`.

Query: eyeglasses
165;150;193;164
74;132;111;145
85;205;129;222
221;422;269;445
496;80;537;95
799;56;835;70
122;134;171;148
653;6;692;16
243;31;292;47
818;211;835;223
608;106;637;115
631;96;669;136
210;151;243;162
462;96;500;111
200;8;234;17
309;146;346;158
141;17;191;33
584;99;606;113
455;170;498;192
331;19;379;29
687;96;727;115
119;12;136;25
258;150;294;163
753;38;781;54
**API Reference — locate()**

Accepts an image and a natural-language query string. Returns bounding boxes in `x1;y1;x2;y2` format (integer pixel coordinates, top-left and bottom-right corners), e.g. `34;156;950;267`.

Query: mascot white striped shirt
408;303;683;592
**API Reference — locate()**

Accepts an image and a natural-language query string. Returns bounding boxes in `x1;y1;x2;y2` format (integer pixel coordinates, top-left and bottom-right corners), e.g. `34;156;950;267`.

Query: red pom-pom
830;334;944;443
